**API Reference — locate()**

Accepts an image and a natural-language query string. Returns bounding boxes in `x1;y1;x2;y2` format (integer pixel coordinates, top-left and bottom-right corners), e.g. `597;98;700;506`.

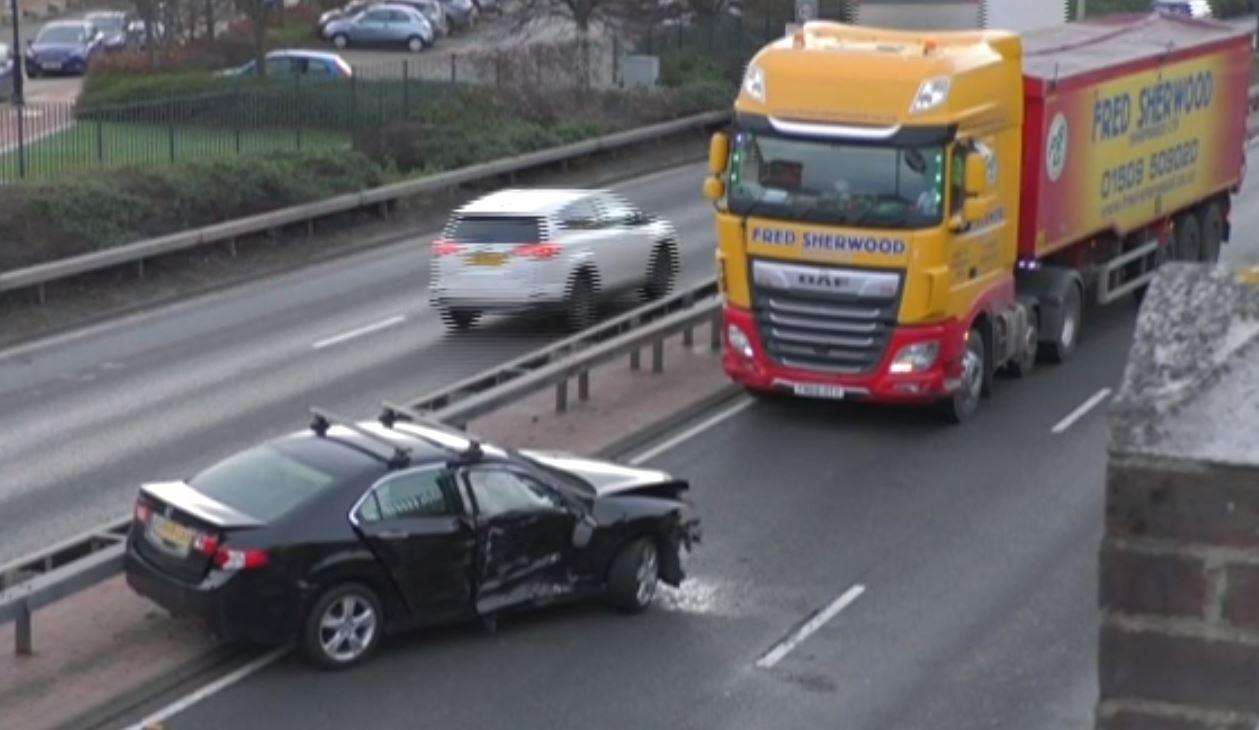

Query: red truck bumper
721;304;968;404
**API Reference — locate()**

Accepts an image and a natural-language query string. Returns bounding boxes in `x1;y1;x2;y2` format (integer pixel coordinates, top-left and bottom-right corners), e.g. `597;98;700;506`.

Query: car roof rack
310;407;411;468
378;401;483;463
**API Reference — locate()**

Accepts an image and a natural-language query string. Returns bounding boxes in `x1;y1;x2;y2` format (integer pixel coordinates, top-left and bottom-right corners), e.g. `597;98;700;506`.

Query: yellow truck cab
705;16;1250;421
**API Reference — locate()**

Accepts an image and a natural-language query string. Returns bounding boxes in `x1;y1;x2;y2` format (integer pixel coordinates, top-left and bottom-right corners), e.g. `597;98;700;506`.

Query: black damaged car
125;406;700;668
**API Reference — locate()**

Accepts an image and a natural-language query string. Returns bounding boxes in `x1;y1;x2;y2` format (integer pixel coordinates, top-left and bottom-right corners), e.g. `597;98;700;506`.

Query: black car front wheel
302;583;384;669
607;538;659;613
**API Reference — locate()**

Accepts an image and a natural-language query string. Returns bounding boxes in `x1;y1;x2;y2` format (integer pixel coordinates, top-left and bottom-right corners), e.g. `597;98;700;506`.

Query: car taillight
193;532;220;558
512;243;561;260
432;238;463;256
133;501;151;524
213;547;268;571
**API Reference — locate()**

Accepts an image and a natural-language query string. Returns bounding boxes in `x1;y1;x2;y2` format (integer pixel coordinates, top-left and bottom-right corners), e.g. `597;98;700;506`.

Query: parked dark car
84;10;131;51
219;50;353;79
25;20;104;77
317;0;372;32
125;408;701;668
440;0;476;30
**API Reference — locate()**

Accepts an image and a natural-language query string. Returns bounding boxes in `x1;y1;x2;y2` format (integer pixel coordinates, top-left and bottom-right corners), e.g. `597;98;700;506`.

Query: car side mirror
571;514;596;548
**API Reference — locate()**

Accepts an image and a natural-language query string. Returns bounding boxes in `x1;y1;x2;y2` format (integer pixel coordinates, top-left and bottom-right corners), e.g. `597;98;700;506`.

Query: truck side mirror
708;132;729;176
964;153;988;196
963;196;991;225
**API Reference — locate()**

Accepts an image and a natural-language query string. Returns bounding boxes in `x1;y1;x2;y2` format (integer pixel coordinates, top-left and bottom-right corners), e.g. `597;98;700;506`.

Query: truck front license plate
792;383;845;400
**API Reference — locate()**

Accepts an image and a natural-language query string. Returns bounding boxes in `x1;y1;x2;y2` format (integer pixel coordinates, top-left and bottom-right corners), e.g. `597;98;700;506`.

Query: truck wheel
565;272;597;332
302;583;384;669
942;327;984;423
1044;282;1081;364
606;538;658;613
1006;306;1038;378
1197;203;1224;264
1174;212;1201;262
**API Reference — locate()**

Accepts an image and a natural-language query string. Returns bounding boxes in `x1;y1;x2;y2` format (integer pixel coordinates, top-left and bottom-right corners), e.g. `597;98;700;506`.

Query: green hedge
0;150;388;269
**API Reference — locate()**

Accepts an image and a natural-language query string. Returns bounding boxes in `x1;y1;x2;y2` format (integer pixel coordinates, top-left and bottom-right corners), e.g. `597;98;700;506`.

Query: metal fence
0;17;769;184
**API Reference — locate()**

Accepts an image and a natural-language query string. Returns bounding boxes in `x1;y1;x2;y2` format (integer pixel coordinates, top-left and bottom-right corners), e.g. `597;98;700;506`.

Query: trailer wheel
1198;203;1224;264
1174;212;1202;262
1043;282;1081;364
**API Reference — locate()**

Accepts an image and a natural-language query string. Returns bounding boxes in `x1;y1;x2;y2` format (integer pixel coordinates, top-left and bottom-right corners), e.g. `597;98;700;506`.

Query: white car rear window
450;216;542;244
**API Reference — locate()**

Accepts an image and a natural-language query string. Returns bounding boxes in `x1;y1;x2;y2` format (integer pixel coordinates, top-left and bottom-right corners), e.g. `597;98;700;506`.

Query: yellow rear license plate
468;251;508;266
148;513;194;555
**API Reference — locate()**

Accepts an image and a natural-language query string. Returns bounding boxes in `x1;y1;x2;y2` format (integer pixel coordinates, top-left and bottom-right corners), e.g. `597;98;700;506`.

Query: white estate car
430;189;679;331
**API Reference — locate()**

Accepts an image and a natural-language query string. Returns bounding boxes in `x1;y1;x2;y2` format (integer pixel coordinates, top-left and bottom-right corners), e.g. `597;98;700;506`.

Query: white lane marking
755;584;867;669
312;315;406;350
1051;387;1112;435
627;397;754;465
126;646;289;729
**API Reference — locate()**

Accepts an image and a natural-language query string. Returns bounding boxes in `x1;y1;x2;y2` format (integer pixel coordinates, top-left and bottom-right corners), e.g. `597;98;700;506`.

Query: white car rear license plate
792;383;846;400
467;251;508;266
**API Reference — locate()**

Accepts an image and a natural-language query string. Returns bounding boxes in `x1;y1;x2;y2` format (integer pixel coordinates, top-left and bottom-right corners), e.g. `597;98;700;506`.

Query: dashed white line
125;646;289;729
755;584;867;669
627;397;754;466
1051;387;1112;434
312;315;406;350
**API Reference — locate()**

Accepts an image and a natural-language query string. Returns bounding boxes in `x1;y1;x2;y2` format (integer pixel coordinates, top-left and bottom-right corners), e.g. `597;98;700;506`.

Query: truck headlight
909;76;950;114
889;341;939;374
726;324;754;359
742;62;765;103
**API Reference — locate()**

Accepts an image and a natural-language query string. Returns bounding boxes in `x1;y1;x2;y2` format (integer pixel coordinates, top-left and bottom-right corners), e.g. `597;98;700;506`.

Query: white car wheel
332;33;348;49
407;36;424;52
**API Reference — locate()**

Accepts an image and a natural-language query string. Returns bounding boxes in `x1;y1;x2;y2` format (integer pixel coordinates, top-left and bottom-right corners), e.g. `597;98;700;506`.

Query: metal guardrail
0;276;723;655
0;110;729;300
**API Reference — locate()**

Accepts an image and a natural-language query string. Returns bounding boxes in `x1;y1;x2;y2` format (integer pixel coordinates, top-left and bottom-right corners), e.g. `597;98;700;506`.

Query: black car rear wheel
607;538;659;613
302;583;384;669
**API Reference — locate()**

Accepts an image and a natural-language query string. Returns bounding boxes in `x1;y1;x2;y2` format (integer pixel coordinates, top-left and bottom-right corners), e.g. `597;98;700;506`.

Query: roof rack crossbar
378;402;483;462
310;407;411;468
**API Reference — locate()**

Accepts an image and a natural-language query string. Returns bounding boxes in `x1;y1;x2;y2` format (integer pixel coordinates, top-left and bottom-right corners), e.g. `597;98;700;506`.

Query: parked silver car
323;4;435;51
430;189;679;331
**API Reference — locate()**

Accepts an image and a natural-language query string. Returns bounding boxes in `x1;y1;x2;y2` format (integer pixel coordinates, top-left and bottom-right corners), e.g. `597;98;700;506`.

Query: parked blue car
26;20;104;77
323;4;435;52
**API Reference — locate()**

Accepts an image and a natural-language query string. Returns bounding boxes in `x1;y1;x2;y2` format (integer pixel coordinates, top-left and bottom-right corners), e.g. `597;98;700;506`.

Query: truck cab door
947;140;1008;305
353;467;476;623
460;466;578;615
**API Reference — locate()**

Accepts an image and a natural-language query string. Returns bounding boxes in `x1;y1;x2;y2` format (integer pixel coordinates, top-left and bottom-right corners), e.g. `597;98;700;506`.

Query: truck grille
750;259;902;374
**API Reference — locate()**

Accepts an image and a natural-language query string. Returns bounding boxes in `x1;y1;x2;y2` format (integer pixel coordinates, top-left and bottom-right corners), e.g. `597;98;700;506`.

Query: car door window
597;195;637;228
264;57;293;76
308;59;332;77
363;9;390;22
560;199;600;231
360;469;455;522
467;469;565;519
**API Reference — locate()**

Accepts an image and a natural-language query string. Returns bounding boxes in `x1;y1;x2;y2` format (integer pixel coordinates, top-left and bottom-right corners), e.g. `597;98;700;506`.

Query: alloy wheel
319;594;378;664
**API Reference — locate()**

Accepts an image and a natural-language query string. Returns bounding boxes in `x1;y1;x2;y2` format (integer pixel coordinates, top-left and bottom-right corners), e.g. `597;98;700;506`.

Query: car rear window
189;445;339;522
450;216;542;244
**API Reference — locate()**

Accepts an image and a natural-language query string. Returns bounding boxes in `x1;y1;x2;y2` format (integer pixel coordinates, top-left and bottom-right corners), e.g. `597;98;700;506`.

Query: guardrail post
651;338;664;373
683;325;693;347
15;599;31;655
402;59;410;111
629;349;640;370
577;370;589;401
555;379;568;413
95;119;104;163
450;53;456;85
710;310;721;351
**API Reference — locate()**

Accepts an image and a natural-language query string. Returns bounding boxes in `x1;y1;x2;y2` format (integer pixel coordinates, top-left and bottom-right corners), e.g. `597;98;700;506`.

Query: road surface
2;147;1258;730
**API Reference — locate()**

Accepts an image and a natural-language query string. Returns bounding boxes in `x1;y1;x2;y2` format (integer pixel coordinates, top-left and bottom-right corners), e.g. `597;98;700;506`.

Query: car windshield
450;216;542;243
38;26;86;44
189;444;339;522
727;131;946;229
89;15;124;31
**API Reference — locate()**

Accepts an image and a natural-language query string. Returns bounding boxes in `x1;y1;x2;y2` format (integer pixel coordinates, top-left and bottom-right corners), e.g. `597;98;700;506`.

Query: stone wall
1099;264;1259;730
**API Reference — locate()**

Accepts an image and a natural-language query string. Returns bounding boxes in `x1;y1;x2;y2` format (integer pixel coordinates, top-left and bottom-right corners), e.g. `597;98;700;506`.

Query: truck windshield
727;131;946;229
